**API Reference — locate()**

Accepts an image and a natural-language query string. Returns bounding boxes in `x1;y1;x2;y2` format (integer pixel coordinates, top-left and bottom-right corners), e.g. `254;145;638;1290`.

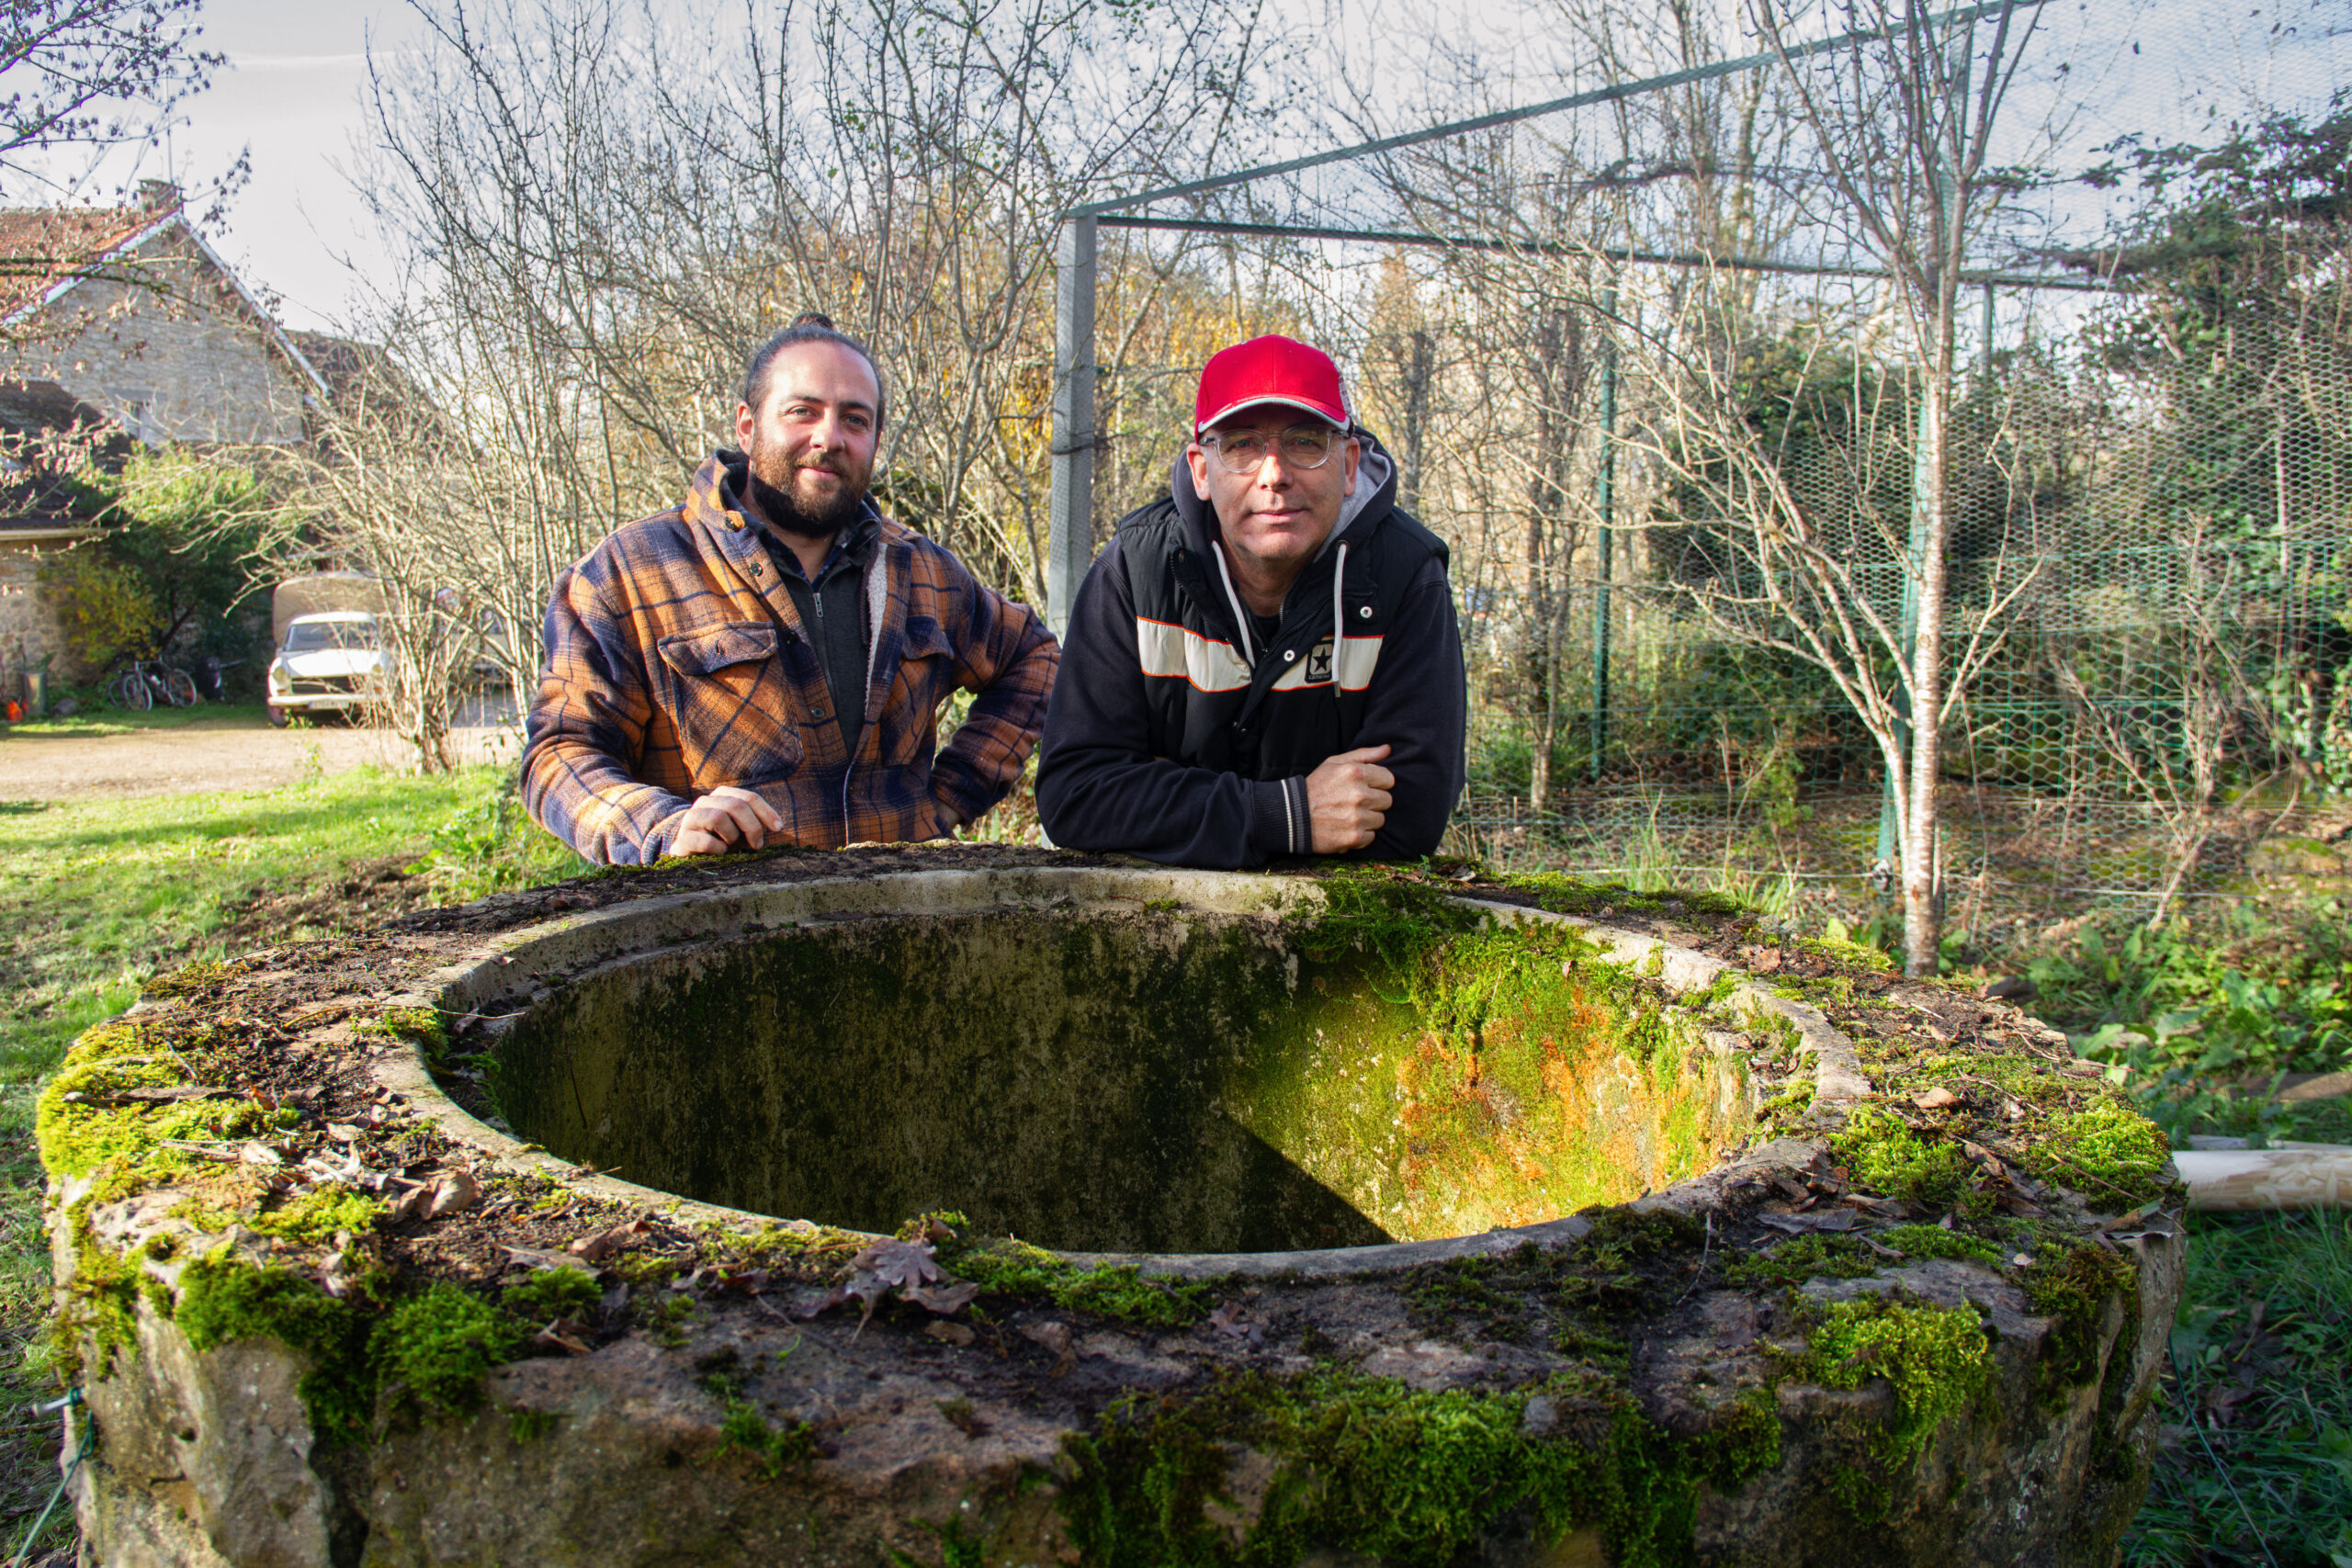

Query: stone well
40;848;2184;1567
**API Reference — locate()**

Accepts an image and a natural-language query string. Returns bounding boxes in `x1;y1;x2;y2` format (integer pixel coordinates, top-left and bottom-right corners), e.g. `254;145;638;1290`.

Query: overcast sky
118;0;426;333
27;0;2349;340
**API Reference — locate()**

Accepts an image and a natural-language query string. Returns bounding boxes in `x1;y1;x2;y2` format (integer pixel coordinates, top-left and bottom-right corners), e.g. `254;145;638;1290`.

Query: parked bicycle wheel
110;671;153;712
162;667;198;707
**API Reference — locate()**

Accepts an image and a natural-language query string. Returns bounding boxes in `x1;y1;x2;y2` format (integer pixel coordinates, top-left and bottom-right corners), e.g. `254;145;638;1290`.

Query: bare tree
1740;0;2044;971
0;0;221;190
334;0;1272;674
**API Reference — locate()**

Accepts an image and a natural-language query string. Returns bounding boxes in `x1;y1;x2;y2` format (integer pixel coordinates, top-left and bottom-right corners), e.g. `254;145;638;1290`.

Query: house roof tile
0;206;167;320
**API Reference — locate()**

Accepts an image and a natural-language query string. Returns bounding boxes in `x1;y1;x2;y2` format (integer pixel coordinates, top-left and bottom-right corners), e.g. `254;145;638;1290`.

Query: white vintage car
266;612;392;726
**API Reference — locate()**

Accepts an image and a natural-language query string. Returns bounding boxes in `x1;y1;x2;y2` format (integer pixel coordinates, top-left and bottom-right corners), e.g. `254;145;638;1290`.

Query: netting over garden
1045;0;2352;939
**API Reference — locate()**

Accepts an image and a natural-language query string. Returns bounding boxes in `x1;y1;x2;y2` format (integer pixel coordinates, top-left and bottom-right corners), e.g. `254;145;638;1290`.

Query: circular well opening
460;874;1754;1255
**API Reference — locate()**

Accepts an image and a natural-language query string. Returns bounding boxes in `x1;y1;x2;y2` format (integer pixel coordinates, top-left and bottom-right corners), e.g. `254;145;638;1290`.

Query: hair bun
789;311;837;331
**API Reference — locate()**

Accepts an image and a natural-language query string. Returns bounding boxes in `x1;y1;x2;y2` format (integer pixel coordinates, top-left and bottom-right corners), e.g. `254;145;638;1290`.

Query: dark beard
745;445;867;539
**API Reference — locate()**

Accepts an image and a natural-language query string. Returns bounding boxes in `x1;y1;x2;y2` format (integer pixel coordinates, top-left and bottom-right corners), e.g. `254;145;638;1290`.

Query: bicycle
104;657;199;712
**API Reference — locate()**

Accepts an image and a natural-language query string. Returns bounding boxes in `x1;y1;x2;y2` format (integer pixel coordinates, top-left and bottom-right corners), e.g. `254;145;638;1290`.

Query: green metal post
1590;280;1619;783
1981;281;1995;379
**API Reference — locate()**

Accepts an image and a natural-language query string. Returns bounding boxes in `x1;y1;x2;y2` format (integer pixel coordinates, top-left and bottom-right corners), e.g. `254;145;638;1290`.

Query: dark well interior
481;904;1747;1254
485;908;1399;1254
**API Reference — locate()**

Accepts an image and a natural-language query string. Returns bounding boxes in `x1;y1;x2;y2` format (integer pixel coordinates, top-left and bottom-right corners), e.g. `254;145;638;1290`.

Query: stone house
0;182;330;686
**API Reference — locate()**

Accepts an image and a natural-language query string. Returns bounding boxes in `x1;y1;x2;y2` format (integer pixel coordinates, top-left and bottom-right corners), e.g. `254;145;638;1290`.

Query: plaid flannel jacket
522;452;1057;863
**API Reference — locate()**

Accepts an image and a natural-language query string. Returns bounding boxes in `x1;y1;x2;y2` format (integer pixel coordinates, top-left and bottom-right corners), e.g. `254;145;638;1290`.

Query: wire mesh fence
1447;317;2352;932
1050;0;2352;946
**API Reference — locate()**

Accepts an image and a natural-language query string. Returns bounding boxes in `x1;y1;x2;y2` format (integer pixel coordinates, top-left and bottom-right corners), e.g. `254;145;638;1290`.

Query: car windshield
283;620;379;652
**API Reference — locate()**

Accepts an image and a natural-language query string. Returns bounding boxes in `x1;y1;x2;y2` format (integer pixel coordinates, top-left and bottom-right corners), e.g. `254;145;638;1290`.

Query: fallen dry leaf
923;1321;976;1347
1020;1320;1078;1378
1961;1140;2010;1179
707;1267;773;1296
854;1239;944;1292
534;1319;594;1356
425;1170;481;1220
1915;1087;1963;1111
501;1244;585;1272
568;1219;650;1262
1207;1301;1264;1345
905;1280;980;1315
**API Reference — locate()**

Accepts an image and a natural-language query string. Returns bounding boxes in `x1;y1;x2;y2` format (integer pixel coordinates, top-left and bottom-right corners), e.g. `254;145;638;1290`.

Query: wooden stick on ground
2175;1140;2352;1211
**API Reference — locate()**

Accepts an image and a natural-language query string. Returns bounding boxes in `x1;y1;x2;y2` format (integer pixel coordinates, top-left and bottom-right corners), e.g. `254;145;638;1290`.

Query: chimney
136;179;181;214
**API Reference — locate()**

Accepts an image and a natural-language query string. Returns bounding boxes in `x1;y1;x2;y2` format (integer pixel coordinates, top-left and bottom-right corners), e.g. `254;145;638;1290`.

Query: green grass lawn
5;699;277;737
2127;1211;2352;1568
0;764;585;1558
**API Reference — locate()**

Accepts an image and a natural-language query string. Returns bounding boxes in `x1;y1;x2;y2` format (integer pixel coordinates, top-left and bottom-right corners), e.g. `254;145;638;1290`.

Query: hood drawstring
1216;537;1350;705
1213;542;1257;665
1330;542;1349;712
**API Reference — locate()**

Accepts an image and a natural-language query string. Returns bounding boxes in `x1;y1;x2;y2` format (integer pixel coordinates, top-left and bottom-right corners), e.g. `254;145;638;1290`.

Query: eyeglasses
1198;423;1342;474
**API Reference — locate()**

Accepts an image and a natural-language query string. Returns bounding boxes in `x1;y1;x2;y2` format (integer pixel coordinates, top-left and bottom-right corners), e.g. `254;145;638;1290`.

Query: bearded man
523;314;1057;863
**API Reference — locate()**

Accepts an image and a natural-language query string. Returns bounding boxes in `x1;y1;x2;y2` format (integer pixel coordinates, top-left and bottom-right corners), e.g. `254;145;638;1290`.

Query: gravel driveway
0;709;524;801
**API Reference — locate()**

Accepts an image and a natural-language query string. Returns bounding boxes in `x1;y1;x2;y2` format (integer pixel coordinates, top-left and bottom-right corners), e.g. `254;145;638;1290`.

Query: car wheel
266;705;290;728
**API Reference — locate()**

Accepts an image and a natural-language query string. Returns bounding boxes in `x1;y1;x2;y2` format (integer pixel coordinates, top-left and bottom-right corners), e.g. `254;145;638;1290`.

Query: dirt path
0;714;524;801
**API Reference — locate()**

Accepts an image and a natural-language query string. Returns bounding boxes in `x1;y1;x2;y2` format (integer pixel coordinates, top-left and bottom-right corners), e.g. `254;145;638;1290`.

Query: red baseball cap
1193;334;1350;437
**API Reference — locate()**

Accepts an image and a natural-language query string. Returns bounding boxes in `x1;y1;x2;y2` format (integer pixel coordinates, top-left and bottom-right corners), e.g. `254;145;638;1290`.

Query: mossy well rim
372;864;1871;1279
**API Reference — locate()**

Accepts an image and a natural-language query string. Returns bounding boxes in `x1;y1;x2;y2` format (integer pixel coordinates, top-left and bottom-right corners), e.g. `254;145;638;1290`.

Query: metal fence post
1590;279;1619;783
1047;215;1098;637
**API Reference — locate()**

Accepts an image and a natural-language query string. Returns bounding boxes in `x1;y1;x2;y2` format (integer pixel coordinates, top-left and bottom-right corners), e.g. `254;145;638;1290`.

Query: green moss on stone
1792;1293;1994;1521
1064;1368;1709;1568
2025;1101;2173;1208
716;1399;815;1477
502;1266;602;1325
949;1240;1210;1328
2020;1240;2139;1394
509;1409;559;1444
1295;864;1487;973
359;1006;451;1066
1830;1107;1976;1212
1798;933;1894;976
372;1282;517;1422
141;960;248;998
38;1036;266;1182
176;1257;371;1445
1688;1387;1783;1492
59;1247;144;1375
1501;872;1751;921
1579;1208;1703;1269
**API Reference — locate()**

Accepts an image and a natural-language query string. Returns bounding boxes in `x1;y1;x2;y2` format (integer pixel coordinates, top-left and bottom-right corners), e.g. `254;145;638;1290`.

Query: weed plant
2022;907;2352;1146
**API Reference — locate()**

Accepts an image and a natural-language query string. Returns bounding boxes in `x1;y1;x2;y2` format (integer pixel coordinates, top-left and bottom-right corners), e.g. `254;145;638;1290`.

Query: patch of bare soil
216;855;444;949
0;718;517;802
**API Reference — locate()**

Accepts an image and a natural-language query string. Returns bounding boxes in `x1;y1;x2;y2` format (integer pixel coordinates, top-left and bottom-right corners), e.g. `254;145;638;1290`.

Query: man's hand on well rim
671;785;786;856
1306;744;1395;853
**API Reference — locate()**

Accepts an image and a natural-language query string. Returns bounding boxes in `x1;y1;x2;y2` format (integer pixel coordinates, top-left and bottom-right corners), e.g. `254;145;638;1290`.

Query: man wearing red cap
1035;334;1466;866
